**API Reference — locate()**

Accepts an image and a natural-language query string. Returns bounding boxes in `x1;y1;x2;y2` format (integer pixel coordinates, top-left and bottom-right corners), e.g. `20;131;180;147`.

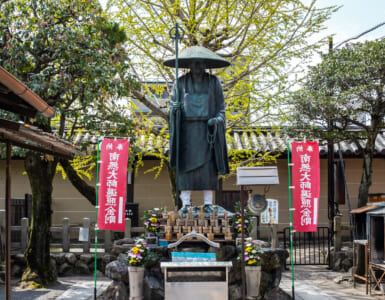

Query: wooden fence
0;212;144;256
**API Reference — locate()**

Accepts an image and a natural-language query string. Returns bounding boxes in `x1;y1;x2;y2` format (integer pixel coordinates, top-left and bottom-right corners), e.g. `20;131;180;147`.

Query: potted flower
237;237;263;298
231;201;251;236
127;238;148;299
142;207;163;242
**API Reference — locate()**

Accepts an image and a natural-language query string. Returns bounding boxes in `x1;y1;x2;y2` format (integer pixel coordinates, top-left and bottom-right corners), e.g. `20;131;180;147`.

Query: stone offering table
161;261;232;300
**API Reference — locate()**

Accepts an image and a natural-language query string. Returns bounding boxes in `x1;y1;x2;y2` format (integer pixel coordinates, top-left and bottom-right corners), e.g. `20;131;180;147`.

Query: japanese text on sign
97;139;130;231
291;141;320;232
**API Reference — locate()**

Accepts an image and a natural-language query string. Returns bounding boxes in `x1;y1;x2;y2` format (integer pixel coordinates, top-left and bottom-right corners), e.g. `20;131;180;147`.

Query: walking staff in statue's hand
164;46;230;214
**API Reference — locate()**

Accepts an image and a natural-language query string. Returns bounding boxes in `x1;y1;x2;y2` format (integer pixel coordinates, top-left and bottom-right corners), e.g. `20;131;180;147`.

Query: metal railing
282;226;331;266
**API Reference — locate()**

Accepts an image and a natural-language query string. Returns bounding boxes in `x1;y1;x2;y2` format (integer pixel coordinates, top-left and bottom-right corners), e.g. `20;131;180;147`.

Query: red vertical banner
291;141;320;232
97;139;130;231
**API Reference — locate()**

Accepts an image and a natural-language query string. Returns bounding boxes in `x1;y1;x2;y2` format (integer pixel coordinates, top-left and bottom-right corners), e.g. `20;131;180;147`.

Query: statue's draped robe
169;72;229;190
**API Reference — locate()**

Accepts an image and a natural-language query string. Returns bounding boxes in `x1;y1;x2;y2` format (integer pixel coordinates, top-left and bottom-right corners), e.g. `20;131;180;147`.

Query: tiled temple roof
74;130;385;158
228;131;385;157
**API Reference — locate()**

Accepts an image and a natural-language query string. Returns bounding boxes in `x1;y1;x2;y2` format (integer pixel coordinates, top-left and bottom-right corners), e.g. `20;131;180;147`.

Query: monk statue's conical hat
163;46;230;69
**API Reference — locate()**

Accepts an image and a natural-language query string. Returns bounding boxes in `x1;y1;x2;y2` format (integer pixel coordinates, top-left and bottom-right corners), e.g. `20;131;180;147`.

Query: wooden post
62;217;70;252
83;218;90;253
0;210;5;263
125;218;132;238
270;224;278;248
5;142;12;300
104;230;112;252
334;215;342;252
21;217;29;252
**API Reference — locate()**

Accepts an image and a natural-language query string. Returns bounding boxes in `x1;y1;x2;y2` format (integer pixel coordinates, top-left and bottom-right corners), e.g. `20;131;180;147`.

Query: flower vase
128;266;145;300
245;265;261;299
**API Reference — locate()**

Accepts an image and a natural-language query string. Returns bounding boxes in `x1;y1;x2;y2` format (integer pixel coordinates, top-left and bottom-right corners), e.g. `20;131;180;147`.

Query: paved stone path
3;264;385;299
0;275;111;300
55;276;111;300
280;265;384;300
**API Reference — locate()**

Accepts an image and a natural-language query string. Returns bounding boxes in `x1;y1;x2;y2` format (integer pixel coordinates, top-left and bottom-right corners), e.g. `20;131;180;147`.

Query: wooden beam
0;131;74;159
0;119;78;159
0;67;54;117
5;142;11;300
0;94;36;117
0;119;21;131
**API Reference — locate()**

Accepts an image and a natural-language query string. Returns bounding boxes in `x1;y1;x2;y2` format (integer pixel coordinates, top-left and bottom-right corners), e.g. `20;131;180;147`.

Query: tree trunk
22;152;57;287
358;152;373;207
59;158;96;205
167;163;180;209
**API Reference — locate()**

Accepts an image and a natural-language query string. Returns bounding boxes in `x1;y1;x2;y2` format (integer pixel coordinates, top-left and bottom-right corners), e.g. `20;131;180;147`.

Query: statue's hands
208;118;217;126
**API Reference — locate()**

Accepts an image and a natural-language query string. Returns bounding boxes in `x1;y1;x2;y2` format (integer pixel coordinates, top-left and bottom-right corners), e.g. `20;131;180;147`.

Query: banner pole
94;137;101;300
287;142;295;300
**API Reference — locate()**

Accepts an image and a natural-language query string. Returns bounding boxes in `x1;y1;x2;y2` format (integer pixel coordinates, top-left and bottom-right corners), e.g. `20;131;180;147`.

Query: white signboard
78;227;89;242
260;199;279;224
236;167;279;185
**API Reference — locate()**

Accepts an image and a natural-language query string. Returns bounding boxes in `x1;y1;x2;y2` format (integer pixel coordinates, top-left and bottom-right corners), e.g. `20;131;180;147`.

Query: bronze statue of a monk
164;46;230;212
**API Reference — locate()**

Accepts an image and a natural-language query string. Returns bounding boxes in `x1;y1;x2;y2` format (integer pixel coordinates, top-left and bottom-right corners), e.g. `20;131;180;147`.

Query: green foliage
288;39;385;206
0;0;141;286
56;155;95;181
97;21;128;48
289;39;385;143
0;0;139;182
